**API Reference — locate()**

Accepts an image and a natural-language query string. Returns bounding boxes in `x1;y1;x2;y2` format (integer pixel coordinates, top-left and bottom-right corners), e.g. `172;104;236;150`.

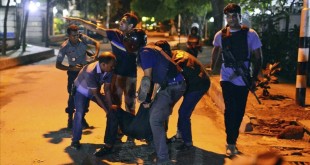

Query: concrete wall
0;4;47;46
0;6;16;34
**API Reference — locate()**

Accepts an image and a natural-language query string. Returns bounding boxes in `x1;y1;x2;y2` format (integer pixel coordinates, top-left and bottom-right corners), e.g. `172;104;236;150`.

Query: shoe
70;141;81;150
175;143;193;151
93;145;113;157
166;135;183;144
155;159;176;165
82;118;90;129
226;144;240;156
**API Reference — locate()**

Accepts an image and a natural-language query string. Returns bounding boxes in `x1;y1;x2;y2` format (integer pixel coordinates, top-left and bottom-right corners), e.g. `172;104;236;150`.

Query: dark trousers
220;81;249;145
177;89;206;145
65;71;89;114
104;110;119;145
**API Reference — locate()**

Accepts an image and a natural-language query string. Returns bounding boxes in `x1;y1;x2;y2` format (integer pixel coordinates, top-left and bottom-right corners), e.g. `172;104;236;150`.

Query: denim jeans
72;91;114;143
65;71;89;114
220;81;249;145
149;82;186;162
177;89;206;145
111;74;137;114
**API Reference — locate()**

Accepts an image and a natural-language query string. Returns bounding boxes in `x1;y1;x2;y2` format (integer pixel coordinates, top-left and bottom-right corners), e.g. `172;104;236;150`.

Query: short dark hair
123;13;139;28
155;40;172;57
224;3;241;15
98;52;116;64
67;24;79;35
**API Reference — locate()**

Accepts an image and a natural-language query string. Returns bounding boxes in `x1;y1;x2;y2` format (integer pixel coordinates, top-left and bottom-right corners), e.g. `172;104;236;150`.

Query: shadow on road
43;128;225;164
43;127;96;144
61;141;225;165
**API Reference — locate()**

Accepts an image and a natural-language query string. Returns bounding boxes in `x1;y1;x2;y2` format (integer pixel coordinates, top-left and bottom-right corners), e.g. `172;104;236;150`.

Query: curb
207;75;225;113
0;49;55;71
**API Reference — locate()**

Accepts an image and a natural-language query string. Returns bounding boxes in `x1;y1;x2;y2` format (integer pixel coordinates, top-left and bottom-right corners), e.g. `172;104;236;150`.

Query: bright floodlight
29;0;40;12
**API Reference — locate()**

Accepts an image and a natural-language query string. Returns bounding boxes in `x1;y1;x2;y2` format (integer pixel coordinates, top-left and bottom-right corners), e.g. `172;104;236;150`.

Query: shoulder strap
144;44;183;72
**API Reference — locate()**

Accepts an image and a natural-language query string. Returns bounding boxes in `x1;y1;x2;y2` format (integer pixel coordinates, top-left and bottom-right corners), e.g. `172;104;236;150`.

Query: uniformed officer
56;24;100;129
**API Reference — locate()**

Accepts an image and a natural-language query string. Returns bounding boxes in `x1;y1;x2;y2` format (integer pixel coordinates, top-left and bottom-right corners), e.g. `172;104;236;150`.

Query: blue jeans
65;71;89;114
149;82;186;162
177;89;206;145
72;91;113;143
220;81;249;145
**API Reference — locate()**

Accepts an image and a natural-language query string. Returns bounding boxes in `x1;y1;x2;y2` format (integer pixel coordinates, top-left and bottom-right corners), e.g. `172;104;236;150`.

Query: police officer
123;29;186;164
56;24;100;129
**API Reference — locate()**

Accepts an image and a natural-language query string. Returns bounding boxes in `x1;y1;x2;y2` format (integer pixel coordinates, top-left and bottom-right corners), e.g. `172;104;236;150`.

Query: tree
2;0;10;55
21;0;30;52
131;0;210;35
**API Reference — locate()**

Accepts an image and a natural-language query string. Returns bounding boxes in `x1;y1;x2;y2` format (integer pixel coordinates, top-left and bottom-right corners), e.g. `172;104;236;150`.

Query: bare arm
103;83;113;110
211;46;222;73
90;88;109;113
251;47;263;80
64;17;107;37
56;61;82;71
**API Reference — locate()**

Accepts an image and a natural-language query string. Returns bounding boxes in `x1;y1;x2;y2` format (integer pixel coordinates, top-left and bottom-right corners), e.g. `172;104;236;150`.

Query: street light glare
29;1;40;12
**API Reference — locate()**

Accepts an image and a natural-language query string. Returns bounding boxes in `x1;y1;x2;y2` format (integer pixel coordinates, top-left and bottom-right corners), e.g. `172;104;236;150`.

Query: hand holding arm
90;88;109;113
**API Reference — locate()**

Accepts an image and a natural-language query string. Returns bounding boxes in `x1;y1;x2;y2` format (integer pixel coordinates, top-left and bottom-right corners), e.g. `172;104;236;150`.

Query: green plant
257;62;281;96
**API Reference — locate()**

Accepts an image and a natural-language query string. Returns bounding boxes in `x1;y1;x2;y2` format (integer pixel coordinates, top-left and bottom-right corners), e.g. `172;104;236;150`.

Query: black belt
167;81;184;86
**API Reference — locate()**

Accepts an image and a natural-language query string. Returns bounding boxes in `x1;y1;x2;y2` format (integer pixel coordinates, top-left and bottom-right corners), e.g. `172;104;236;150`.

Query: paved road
0;53;231;165
2;37;310;164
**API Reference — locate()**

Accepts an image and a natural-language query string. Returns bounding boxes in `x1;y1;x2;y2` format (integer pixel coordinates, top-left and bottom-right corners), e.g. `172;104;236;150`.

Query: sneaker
93;145;113;157
175;143;193;151
82;118;90;129
70;141;81;150
166;135;183;144
226;144;240;156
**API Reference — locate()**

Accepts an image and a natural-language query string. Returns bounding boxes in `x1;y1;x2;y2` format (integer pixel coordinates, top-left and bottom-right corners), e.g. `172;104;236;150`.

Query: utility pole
106;0;110;29
45;0;50;47
178;14;181;46
296;0;309;106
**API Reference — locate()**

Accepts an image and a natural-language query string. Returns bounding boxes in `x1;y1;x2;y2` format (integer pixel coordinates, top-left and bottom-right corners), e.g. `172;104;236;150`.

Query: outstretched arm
64;17;107;37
